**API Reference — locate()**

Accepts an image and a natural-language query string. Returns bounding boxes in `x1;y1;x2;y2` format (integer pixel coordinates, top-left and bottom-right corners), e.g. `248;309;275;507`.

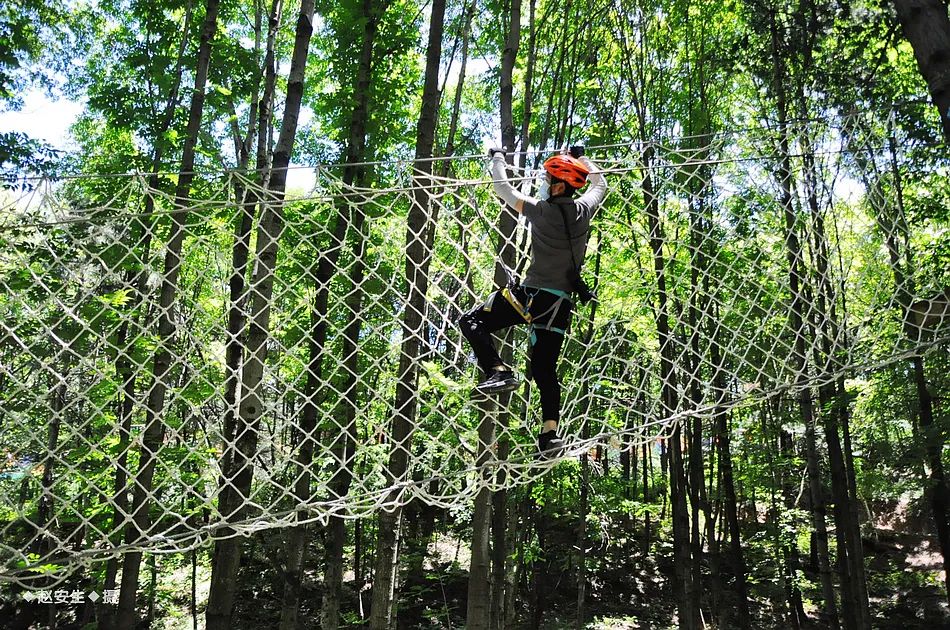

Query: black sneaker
472;370;520;396
537;429;564;459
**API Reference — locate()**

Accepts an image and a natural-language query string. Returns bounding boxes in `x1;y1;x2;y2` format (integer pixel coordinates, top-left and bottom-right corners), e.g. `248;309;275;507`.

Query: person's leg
531;329;565;420
531;327;567;456
458;288;529;391
526;290;574;457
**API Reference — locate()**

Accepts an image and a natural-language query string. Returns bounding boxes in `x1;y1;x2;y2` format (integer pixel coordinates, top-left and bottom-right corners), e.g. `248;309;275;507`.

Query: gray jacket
490;154;607;294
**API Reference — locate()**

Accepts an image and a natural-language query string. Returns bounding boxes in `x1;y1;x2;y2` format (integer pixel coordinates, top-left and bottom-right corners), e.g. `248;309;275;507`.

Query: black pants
458;286;574;422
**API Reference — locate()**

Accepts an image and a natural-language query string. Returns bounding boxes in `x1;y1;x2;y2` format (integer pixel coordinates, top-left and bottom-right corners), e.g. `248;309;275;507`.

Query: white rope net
0;111;948;586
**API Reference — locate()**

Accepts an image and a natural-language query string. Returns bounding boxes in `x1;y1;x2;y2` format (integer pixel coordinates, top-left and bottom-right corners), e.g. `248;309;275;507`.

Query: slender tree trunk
114;1;220;625
101;6;196;621
219;0;281;486
642;439;651;556
777;420;807;628
315;208;367;630
146;554;158;626
621;443;631;498
400;478;441;628
519;0;537;164
293;0;381;622
670;426;695;630
439;3;471;169
490;0;532;622
101;222;154;628
802;122;869;628
686;192;707;628
776;424;808;630
820;378;859;630
530;494;548;630
682;13;719;624
720;409;752;627
191;547;198;629
503;495;524;628
496;0;521;275
768;11;840;627
466;2;521;628
36;380;64;557
839;381;868;609
204;2;313;627
468;404;495;630
489;445;508;630
641;143;695;629
101;5;194;613
709;302;751;628
575;252;600;630
786;154;840;630
576;431;590;630
399;9;468;623
367;1;441;627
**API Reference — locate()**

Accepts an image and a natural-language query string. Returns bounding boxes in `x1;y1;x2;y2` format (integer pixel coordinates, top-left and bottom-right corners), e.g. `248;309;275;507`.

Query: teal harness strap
522;284;571;343
530;325;567;346
524;285;571;300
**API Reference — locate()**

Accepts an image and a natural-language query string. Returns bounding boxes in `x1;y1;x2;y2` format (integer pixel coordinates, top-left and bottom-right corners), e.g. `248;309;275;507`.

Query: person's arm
574;156;607;219
489;151;539;215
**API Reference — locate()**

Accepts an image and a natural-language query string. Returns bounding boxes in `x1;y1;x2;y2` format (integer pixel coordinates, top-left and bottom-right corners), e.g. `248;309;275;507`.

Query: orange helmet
543;155;589;189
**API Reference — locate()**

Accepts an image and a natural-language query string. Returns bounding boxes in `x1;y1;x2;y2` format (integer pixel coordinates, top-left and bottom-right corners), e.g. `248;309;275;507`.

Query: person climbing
458;145;608;458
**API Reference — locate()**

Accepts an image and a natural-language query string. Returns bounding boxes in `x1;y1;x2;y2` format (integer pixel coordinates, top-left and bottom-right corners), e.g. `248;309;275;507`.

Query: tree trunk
490;448;508;630
504;495;525;628
892;0;950;140
399;9;468;626
518;0;537;166
530;493;548;629
285;0;382;623
204;2;313;627
769;11;840;627
102;222;154;630
801;121;869;628
818;377;859;630
497;0;521;273
467;405;495;630
777;419;808;628
367;1;441;626
642;439;651;556
36;381;65;561
115;1;220;625
686;191;707;628
576;435;590;630
641;142;695;629
400;478;441;629
490;1;532;623
439;5;472;169
575;254;600;630
146;554;158;626
839;382;869;616
720;409;752;628
316;211;367;630
219;0;281;489
709;303;751;628
101;6;195;616
789;153;840;630
466;2;522;627
192;547;199;630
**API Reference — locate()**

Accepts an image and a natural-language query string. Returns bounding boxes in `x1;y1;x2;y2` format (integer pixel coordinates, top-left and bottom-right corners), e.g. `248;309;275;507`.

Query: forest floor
560;530;949;629
154;523;949;629
861;528;948;629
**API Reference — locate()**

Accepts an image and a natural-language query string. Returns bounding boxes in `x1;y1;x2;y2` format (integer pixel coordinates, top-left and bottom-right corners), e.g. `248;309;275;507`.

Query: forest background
1;0;949;628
